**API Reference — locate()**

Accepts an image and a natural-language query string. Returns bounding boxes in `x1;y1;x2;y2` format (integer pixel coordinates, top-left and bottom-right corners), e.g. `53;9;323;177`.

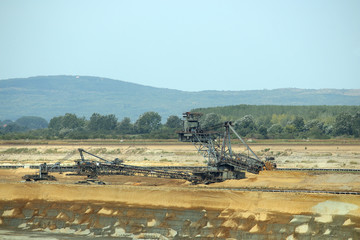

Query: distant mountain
1;75;359;121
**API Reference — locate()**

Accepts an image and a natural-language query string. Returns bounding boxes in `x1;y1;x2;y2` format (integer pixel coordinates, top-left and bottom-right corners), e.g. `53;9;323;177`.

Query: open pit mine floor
0;169;359;239
0;140;360;239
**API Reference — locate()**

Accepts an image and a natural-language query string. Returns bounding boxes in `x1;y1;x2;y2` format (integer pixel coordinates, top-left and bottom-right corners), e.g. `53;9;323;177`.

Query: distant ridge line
1;75;359;121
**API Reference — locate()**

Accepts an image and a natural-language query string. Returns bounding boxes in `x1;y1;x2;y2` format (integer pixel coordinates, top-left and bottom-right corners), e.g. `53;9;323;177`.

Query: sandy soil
1;140;360;190
1;140;360;210
1;167;360;193
1;183;359;217
1;140;360;239
1;140;360;168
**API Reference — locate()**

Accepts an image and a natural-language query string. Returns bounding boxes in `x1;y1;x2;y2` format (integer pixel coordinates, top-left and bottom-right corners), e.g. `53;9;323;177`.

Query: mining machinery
75;148;123;178
71;112;276;183
177;112;276;182
70;148;203;183
21;112;275;184
22;163;57;181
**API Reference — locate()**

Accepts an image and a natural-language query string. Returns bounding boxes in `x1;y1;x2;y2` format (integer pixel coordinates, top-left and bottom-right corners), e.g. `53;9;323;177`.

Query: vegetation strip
2;105;360;140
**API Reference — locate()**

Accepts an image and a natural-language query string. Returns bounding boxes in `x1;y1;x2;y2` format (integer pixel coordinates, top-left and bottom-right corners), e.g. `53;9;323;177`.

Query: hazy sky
1;0;359;91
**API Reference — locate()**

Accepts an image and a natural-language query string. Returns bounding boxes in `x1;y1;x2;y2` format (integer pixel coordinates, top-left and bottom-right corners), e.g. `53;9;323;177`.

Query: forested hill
1;75;360;121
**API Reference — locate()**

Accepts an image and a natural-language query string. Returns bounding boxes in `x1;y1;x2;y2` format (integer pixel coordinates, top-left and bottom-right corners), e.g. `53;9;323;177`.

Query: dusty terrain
0;139;360;239
1;139;359;168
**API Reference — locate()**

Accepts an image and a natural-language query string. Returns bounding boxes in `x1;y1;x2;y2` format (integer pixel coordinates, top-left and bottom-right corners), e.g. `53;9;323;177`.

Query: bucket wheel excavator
21;112;276;185
177;112;276;183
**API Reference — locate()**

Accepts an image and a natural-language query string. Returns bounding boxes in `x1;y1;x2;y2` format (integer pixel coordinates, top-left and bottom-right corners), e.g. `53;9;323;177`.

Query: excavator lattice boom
178;112;276;181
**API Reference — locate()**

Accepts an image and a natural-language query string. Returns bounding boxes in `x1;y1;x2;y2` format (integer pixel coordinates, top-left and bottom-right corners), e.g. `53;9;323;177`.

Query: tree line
0;108;359;140
193;105;360;123
232;112;360;139
193;105;360;139
0;112;182;140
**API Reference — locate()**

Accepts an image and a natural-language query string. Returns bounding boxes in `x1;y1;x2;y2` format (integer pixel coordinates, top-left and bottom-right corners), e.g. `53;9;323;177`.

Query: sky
0;0;359;91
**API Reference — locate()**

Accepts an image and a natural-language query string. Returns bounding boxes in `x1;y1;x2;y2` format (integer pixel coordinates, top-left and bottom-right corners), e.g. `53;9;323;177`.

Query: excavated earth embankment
1;182;360;239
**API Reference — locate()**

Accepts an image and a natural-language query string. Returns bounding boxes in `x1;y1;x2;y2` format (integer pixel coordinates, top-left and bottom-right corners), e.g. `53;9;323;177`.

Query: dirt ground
1;139;360;168
0;140;360;190
1;183;360;216
0;140;360;238
0;139;359;192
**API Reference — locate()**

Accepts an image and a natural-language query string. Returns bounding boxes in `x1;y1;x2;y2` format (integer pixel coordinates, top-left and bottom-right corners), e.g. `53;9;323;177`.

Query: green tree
88;113;117;131
352;112;360;137
268;124;283;138
200;113;221;130
334;112;353;136
48;116;63;131
308;125;325;139
283;124;297;139
48;113;85;131
258;125;268;137
117;117;134;134
135;112;161;134
304;119;326;138
88;113;101;131
102;114;117;130
235;115;256;136
15;116;48;129
284;125;297;134
62;113;85;129
257;116;272;128
291;116;305;132
165;115;182;129
305;119;324;132
0;123;27;133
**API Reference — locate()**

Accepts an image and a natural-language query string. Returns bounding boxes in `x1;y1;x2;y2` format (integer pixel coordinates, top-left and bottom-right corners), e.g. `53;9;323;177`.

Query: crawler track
1;165;360;173
1;164;360;194
218;187;360;195
276;168;360;172
0;165;23;169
